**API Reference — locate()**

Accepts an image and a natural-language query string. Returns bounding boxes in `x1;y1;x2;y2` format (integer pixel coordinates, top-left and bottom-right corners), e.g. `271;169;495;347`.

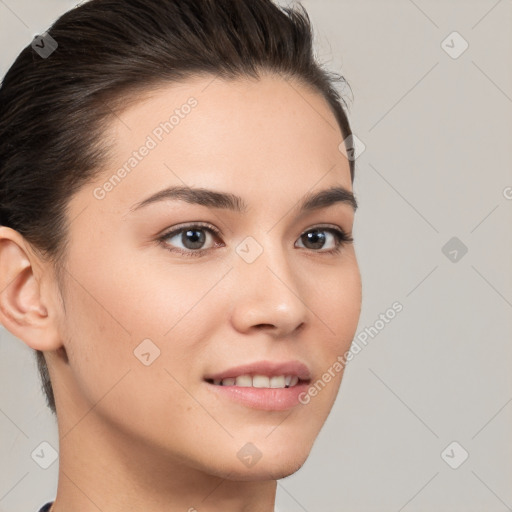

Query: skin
0;73;362;512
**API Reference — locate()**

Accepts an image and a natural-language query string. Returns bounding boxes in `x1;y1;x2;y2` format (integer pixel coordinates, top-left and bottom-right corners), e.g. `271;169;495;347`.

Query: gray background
1;0;511;511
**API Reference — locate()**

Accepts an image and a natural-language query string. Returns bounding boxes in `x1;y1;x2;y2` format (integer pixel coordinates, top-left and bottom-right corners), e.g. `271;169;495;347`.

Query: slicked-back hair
0;0;354;415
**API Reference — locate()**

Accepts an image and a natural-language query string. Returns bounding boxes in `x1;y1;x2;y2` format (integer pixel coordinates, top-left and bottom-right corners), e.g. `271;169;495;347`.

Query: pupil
306;229;325;249
304;230;325;249
183;229;205;249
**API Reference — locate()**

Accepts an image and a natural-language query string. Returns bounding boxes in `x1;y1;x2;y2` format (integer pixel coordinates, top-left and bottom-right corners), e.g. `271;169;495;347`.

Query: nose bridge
237;231;295;293
230;233;308;333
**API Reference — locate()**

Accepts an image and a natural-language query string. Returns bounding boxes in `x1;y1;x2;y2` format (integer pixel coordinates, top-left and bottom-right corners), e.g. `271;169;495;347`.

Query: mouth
202;360;312;411
204;375;310;388
203;376;311;411
203;359;312;383
203;361;312;411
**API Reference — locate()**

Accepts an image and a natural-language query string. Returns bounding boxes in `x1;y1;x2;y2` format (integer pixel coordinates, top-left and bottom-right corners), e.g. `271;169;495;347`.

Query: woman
0;0;362;511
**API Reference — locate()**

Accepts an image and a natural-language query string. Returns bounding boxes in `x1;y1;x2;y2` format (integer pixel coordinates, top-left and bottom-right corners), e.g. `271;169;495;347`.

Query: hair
0;0;355;416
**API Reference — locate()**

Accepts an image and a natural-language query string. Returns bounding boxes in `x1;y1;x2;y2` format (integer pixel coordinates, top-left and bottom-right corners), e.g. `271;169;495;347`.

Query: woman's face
54;73;362;480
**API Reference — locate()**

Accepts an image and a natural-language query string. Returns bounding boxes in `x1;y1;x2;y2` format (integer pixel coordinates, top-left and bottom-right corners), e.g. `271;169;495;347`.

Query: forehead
77;74;352;217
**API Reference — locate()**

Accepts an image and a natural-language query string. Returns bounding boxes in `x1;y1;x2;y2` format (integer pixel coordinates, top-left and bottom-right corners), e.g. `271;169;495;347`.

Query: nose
229;243;309;337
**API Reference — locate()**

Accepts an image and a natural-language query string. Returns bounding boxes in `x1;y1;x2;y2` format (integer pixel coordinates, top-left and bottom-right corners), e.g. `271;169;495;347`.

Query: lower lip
204;381;310;411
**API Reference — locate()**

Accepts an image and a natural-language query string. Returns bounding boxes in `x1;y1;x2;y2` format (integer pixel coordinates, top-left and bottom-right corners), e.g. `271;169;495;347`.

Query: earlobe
0;226;62;351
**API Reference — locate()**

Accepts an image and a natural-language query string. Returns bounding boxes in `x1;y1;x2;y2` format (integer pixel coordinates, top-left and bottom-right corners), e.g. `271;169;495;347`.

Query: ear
0;226;62;351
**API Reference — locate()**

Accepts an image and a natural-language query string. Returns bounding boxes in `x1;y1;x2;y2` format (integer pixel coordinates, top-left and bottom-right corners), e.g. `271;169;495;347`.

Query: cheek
58;268;197;438
60;252;225;400
308;257;362;348
66;244;212;337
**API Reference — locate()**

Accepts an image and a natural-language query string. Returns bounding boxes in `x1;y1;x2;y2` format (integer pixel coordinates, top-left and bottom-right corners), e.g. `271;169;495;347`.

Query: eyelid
156;222;223;257
301;223;351;236
158;221;349;238
156;221;221;239
156;221;353;257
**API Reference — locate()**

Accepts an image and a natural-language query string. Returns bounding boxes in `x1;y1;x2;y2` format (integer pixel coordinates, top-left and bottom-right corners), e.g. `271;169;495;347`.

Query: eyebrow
128;184;357;214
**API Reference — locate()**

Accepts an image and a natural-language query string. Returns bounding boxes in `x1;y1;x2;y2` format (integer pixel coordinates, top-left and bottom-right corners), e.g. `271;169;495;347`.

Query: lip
203;360;312;411
203;360;312;381
205;381;310;411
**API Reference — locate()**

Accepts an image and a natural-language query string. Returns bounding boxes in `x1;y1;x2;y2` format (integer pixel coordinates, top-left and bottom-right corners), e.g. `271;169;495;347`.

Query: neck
51;407;278;512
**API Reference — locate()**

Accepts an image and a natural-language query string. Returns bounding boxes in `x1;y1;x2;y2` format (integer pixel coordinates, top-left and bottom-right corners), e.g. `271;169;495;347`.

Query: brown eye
158;223;353;258
166;227;208;250
296;227;353;254
158;223;222;258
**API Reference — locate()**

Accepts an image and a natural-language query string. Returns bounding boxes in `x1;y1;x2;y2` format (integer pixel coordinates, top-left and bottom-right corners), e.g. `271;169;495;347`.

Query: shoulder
37;502;53;512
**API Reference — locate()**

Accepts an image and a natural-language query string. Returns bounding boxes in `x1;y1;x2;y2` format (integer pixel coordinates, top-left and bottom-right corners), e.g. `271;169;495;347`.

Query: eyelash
157;222;353;259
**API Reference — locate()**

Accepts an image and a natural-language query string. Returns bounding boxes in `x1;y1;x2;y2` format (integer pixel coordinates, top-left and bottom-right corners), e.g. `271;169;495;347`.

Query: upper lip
204;360;312;381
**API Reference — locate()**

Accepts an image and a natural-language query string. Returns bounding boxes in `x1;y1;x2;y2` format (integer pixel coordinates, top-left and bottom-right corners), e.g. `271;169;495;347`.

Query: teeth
252;375;269;388
212;374;301;388
236;375;252;387
270;376;285;388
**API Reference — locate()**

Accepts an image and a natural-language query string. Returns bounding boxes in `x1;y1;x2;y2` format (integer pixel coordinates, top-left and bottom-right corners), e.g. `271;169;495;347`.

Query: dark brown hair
0;0;354;415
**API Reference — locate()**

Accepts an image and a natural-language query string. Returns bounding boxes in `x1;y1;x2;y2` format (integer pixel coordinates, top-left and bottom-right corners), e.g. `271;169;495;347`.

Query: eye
295;226;353;254
157;223;353;258
157;222;222;258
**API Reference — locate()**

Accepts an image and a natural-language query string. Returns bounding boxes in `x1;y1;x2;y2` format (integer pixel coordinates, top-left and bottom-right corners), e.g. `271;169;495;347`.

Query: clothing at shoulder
38;504;279;512
38;502;280;512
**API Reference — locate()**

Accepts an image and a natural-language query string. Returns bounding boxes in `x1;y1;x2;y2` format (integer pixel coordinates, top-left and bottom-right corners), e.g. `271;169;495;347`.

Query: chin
216;460;308;482
207;445;312;482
